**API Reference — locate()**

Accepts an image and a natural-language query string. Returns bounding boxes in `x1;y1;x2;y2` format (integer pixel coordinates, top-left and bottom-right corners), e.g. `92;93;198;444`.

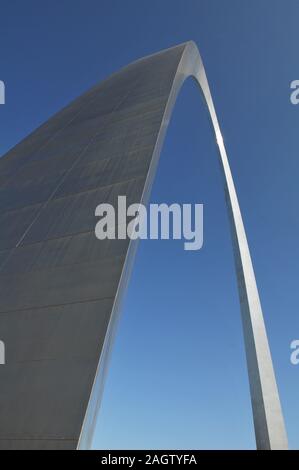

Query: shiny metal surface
78;42;288;450
0;42;287;450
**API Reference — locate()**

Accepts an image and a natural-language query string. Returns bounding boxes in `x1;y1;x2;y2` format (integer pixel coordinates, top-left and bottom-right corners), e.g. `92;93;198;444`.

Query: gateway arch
0;41;288;450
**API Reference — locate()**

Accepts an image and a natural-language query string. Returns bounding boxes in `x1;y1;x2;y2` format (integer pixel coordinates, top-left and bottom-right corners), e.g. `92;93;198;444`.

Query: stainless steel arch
78;41;288;450
0;41;287;450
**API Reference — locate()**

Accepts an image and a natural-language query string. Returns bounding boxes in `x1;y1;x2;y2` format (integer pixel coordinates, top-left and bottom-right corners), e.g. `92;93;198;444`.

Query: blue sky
0;0;298;449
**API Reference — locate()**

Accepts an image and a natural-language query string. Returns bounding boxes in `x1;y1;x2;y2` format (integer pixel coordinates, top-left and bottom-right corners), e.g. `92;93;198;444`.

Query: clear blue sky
0;0;298;449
